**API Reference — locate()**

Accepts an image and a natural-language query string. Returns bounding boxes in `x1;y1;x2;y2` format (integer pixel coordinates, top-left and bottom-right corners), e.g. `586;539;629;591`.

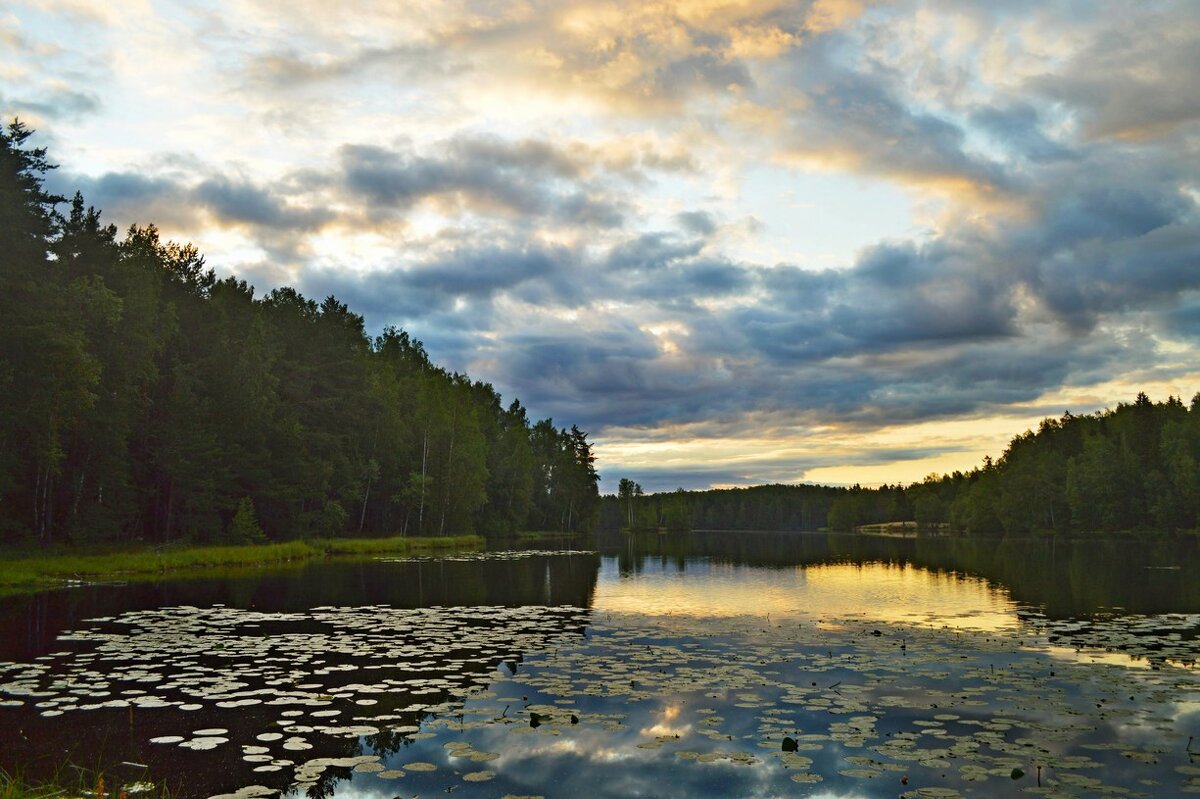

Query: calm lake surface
1;532;1197;798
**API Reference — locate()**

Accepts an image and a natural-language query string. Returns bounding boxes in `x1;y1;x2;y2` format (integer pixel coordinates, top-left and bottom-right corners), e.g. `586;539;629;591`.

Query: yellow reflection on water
594;559;1020;632
641;704;691;738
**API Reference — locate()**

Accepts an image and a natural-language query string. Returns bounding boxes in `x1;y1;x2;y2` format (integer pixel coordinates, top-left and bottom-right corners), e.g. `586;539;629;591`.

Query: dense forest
605;391;1200;537
828;391;1200;536
600;481;845;533
0;122;599;546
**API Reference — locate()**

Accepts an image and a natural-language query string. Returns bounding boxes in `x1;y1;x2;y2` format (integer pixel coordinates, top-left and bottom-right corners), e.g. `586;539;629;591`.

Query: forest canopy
0;121;599;546
604;391;1200;537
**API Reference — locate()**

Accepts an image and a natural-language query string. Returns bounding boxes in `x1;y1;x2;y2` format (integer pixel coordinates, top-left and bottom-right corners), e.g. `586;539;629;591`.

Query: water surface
0;533;1196;798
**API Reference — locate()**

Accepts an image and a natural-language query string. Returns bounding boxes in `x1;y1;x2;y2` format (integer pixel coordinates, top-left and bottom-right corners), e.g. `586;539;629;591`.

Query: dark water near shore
1;532;1197;798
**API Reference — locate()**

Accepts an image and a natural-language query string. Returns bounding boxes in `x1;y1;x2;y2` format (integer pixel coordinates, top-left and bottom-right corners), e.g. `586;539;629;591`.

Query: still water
1;532;1197;798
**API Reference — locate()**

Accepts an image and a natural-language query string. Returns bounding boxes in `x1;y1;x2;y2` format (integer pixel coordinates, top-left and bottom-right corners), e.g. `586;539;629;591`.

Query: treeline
599;482;845;532
603;391;1199;538
827;391;1200;535
0;122;599;546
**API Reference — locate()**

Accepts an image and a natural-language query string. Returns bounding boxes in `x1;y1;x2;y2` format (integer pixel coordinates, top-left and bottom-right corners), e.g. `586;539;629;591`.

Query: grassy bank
514;530;588;542
0;762;170;799
0;534;483;595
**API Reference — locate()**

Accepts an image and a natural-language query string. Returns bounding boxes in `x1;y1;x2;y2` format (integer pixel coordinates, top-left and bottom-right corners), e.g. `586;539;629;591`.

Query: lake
1;531;1197;798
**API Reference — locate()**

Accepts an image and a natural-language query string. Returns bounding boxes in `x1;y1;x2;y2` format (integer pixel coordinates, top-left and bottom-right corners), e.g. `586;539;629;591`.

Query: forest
604;391;1200;537
600;481;845;533
0;121;599;546
831;391;1200;536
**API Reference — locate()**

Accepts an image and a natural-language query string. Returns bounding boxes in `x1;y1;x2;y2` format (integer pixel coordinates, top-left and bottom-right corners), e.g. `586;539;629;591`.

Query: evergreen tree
0;123;604;546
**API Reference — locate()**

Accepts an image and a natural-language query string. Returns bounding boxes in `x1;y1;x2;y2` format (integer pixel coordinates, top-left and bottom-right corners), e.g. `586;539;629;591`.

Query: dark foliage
600;482;846;532
605;391;1200;537
0;122;599;544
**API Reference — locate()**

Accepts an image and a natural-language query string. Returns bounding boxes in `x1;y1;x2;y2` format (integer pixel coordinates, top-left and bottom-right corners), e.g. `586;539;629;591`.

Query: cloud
1027;4;1200;140
968;102;1075;163
247;43;453;89
765;38;1007;193
59;168;335;243
337;137;628;228
10;0;1200;491
193;175;334;231
1166;295;1200;342
61;171;194;229
0;14;105;124
612;443;971;493
0;85;100;122
676;210;717;235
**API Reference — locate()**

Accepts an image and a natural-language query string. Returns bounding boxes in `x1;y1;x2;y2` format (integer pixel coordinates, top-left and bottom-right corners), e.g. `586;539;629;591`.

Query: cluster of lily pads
410;610;1198;798
378;549;595;563
0;576;1197;797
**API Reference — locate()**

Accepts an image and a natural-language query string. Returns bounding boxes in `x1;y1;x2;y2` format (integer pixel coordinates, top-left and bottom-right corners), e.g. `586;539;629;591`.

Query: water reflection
0;552;599;797
595;556;1020;630
0;552;599;662
0;534;1197;799
601;530;1200;618
285;612;1199;799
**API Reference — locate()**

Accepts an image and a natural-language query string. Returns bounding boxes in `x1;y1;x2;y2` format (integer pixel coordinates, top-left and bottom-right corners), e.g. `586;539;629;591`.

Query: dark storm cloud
290;140;1195;432
337;138;627;228
604;232;705;272
434;146;1194;434
295;242;586;345
61;168;335;239
56;130;639;247
1020;151;1200;328
829;337;1138;426
1035;219;1200;327
495;326;725;429
61;171;193;228
401;244;576;303
724;239;1015;366
673;259;752;296
69;171;180;207
1166;298;1200;341
193;176;333;231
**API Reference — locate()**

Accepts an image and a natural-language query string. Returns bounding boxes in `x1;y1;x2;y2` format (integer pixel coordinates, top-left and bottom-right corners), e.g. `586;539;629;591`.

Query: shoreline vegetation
0;534;483;596
1;121;600;551
604;390;1200;538
0;765;159;799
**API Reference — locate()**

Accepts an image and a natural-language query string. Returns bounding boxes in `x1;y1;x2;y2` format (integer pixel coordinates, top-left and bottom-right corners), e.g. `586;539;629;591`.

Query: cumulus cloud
1027;5;1200;140
8;0;1200;489
337;137;630;228
193;175;334;231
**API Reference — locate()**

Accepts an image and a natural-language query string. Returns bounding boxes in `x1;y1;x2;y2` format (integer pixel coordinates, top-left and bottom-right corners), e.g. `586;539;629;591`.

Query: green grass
0;534;484;595
0;763;174;799
514;530;587;542
0;769;54;799
316;533;481;555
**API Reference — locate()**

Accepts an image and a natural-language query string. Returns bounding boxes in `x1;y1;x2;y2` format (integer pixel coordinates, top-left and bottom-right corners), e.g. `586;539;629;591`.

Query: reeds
0;534;484;595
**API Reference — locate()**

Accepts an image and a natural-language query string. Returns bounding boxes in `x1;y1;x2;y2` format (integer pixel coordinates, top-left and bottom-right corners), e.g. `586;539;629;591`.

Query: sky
3;0;1199;493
